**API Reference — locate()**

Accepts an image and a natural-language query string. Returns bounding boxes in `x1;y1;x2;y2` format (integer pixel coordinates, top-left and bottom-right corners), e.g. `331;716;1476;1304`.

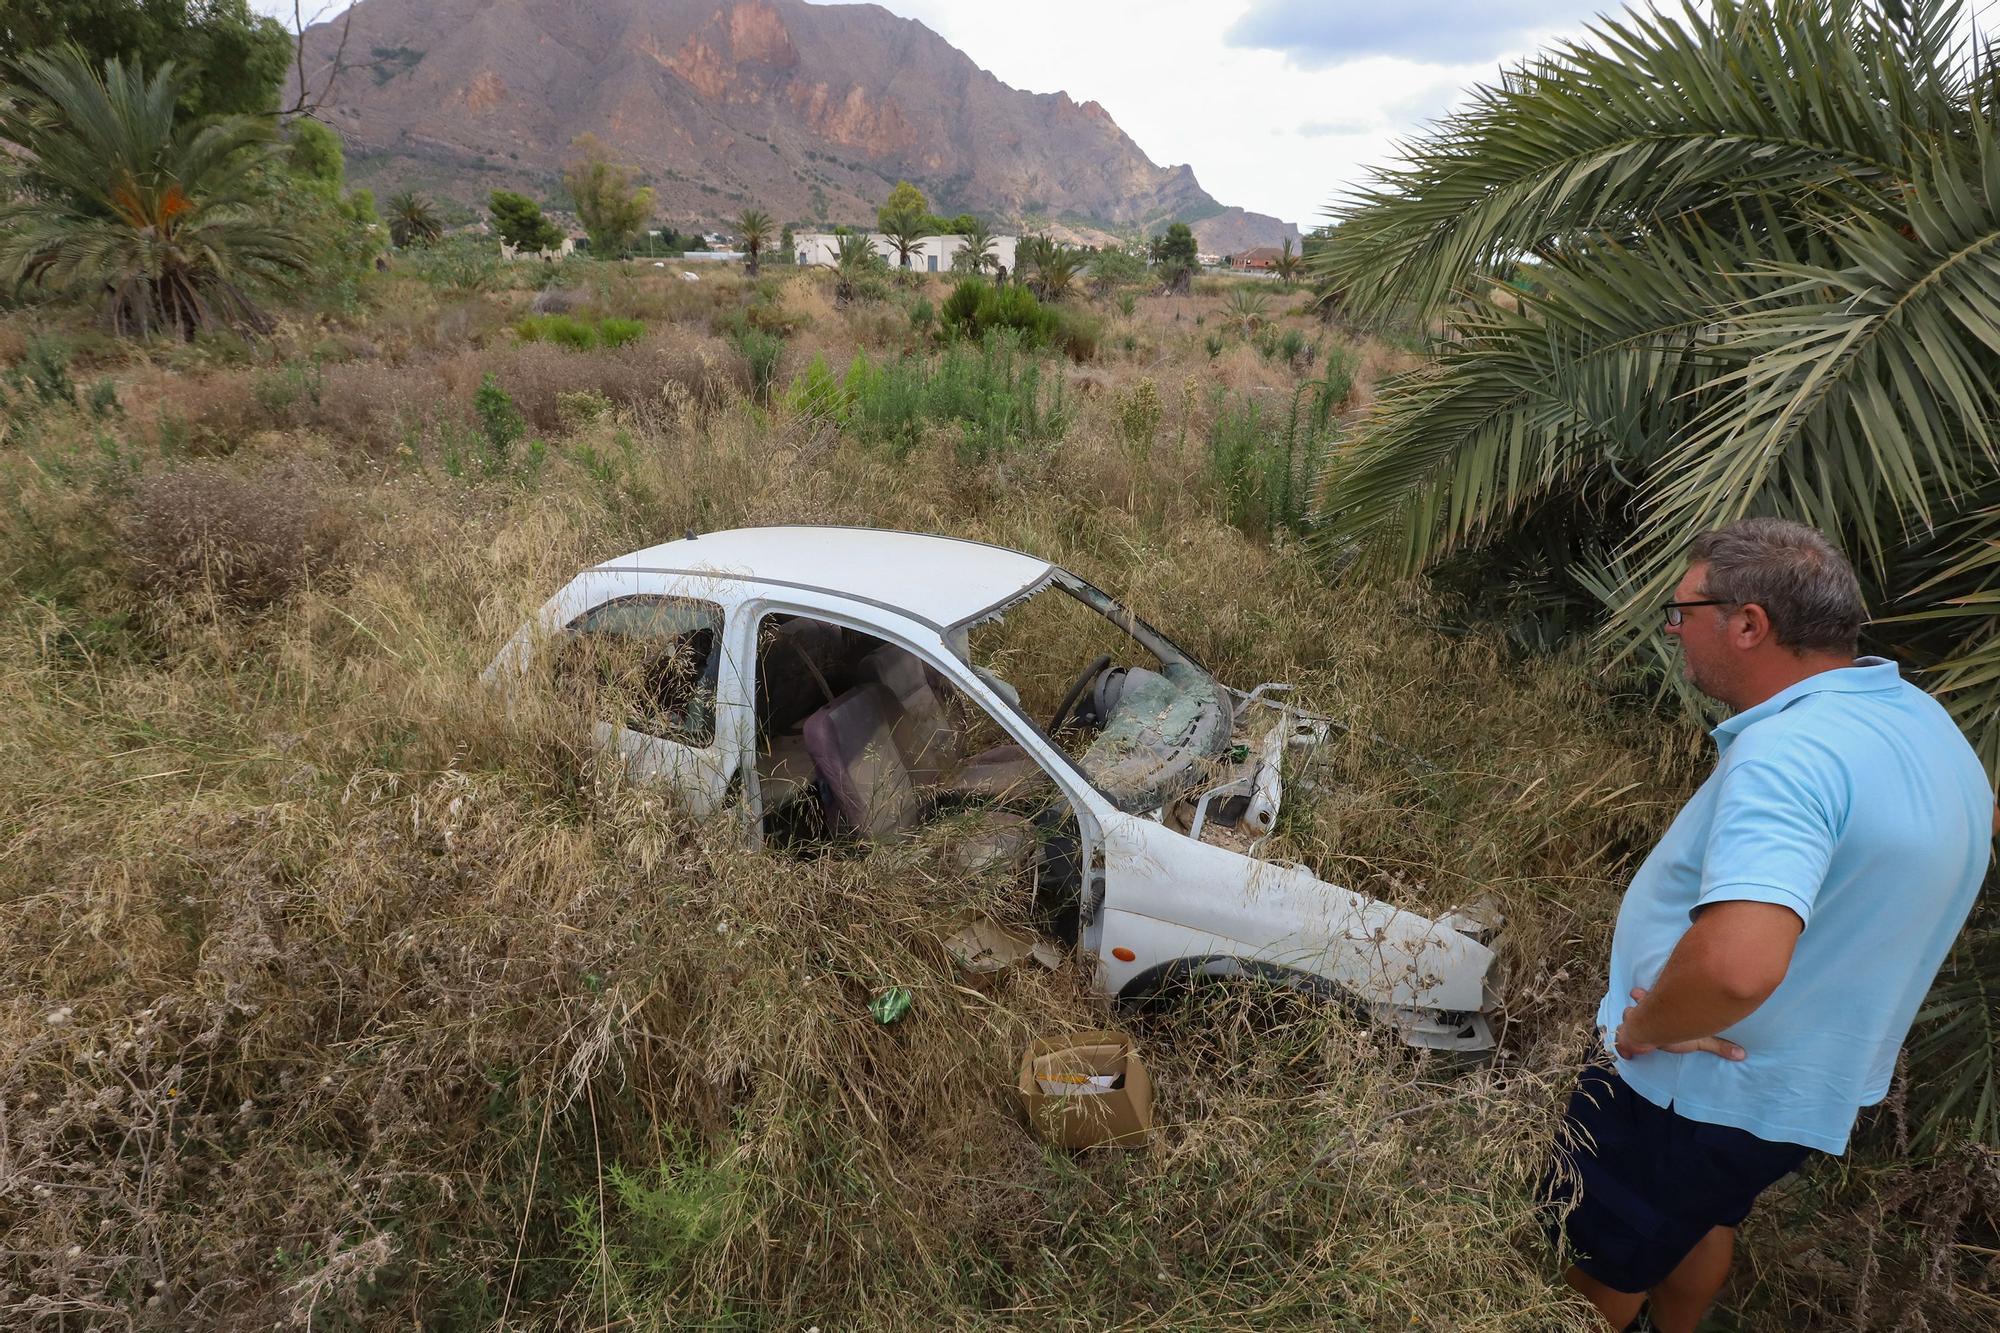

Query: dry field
1;261;1991;1329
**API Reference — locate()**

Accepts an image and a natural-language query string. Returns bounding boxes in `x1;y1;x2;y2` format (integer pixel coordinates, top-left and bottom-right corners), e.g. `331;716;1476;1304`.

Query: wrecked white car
486;526;1498;1050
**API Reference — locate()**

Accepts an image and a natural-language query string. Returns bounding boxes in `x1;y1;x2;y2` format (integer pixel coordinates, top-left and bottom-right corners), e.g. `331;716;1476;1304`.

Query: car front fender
1095;814;1495;1029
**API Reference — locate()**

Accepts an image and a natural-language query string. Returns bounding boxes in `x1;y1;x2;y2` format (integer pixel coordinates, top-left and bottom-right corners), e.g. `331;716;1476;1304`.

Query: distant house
1231;247;1282;272
499;234;578;262
794;232;1020;277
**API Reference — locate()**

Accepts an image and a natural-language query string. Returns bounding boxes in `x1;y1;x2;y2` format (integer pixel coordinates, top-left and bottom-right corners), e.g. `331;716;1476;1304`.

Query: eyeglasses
1663;599;1730;627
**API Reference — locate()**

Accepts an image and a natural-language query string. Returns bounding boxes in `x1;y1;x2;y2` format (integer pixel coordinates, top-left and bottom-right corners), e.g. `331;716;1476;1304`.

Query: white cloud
854;1;1614;228
1225;0;1615;67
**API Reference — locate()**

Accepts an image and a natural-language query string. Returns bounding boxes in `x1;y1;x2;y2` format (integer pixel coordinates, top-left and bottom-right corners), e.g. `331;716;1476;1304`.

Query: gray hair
1686;518;1866;655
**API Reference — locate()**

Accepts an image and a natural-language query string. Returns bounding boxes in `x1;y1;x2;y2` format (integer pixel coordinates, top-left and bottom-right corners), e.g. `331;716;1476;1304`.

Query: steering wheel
1047;654;1113;733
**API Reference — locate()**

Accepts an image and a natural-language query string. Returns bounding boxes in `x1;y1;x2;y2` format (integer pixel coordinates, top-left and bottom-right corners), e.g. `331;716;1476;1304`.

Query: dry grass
1;262;1991;1331
123;455;357;611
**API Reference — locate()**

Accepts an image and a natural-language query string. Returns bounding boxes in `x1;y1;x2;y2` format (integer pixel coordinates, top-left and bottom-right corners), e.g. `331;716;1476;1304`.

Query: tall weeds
0;265;1986;1330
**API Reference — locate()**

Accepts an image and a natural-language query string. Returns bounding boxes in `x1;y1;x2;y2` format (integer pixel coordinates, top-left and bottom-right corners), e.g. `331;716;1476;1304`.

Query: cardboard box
942;916;1062;989
1016;1028;1153;1149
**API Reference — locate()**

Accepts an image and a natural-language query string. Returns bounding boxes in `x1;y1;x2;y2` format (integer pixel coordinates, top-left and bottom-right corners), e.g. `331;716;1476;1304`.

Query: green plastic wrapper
868;987;913;1025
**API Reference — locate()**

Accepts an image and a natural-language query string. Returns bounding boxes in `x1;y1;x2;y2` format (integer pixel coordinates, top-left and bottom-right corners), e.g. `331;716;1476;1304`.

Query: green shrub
565;1132;742;1314
1271;327;1307;366
940;279;985;332
1307;345;1355;432
934;280;1098;359
846;331;1068;463
1049;306;1102;362
555;390;613;431
515;314;645;351
598;317;644;349
1205;387;1327;541
473;373;525;474
1115;377;1163;449
742;297;801;337
784;353;850;424
731;327;784;405
979;284;1058;345
252;357;325;425
0;339;124;443
407;236;500;293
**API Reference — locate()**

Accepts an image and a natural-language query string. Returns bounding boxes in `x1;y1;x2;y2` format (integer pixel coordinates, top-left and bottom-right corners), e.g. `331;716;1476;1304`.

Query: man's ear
1733;601;1773;649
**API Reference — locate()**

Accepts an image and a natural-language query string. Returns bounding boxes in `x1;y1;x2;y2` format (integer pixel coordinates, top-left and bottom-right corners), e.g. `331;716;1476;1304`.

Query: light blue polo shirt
1597;658;1991;1154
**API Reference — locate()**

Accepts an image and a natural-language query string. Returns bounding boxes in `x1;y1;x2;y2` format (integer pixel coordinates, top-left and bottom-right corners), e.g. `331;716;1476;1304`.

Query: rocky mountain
298;0;1299;253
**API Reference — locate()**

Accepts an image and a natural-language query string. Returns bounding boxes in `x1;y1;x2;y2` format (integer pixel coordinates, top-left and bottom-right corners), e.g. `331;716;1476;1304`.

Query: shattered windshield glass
962;575;1233;812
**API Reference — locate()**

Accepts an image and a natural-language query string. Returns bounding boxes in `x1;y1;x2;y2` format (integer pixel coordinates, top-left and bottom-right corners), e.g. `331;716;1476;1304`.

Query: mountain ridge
298;0;1299;253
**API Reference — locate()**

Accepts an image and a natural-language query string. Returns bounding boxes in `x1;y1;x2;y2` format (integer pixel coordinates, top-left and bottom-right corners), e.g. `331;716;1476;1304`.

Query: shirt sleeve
1696;756;1836;928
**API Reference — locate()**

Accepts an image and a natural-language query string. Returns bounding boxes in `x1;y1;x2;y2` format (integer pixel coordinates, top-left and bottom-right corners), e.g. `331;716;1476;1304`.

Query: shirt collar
1713;657;1901;749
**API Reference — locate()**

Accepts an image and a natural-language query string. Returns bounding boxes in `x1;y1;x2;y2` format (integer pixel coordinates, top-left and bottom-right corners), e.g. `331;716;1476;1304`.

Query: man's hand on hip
1615;987;1748;1061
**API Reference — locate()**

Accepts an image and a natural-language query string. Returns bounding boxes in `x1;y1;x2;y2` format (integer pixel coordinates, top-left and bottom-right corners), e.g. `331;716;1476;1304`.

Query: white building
793;232;1020;277
499;235;578;262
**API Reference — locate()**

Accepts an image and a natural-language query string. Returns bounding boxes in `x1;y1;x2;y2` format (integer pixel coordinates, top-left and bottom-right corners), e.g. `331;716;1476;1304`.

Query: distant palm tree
1271;237;1302;289
1223;284;1272;333
0;49;313;339
386;191;442;248
952;221;997;277
736;207;772;277
831;231;883;305
880;213;926;272
1019;235;1087;302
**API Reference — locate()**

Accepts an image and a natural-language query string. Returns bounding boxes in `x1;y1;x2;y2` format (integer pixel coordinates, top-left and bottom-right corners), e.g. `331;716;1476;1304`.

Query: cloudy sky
254;1;1660;226
832;0;1627;226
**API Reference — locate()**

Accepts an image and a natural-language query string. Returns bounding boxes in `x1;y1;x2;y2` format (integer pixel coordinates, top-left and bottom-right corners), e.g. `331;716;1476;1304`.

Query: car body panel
1093;812;1493;1013
488;527;1499;1051
598;526;1053;631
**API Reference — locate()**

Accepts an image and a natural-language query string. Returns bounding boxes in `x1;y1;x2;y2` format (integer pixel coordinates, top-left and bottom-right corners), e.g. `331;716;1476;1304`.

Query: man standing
1544;518;1992;1332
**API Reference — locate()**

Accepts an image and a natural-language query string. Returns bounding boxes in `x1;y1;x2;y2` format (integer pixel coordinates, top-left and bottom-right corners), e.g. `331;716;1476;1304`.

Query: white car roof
595;526;1055;629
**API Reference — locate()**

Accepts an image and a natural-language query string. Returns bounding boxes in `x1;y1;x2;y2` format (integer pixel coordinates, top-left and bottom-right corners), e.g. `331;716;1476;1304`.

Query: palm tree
1313;0;2000;1148
1041;246;1089;302
1223;284;1272;334
1271;237;1303;290
0;49;313;339
736;207;772;277
386;191;442;248
879;212;926;272
831;230;883;305
952;221;997;277
1018;234;1087;302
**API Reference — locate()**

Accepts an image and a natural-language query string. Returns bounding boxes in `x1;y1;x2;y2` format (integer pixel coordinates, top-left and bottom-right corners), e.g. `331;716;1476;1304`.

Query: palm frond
0;47;311;337
1320;0;1967;320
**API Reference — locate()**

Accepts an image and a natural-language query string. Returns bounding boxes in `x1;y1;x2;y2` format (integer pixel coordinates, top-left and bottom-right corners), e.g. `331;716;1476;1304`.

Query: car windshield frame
947;569;1227;812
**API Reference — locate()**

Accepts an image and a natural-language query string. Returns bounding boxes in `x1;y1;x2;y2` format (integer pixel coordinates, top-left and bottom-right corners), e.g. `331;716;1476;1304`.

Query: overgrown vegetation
515;313;645;351
0;49;315;338
1;7;1993;1328
939;278;1100;361
1;230;1989;1330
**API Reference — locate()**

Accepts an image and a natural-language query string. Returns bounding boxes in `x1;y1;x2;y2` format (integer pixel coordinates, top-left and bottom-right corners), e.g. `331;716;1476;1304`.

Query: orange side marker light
1110;946;1136;962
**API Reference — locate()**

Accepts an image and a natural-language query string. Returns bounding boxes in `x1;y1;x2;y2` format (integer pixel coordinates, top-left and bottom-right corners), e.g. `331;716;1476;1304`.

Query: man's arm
1615;899;1802;1058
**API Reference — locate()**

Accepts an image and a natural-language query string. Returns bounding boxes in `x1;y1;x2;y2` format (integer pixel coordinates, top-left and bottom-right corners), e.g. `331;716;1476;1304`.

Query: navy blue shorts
1540;1062;1812;1294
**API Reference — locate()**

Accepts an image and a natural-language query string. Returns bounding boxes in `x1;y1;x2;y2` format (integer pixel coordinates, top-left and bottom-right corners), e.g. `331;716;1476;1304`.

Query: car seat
855;645;1047;801
801;679;1039;871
